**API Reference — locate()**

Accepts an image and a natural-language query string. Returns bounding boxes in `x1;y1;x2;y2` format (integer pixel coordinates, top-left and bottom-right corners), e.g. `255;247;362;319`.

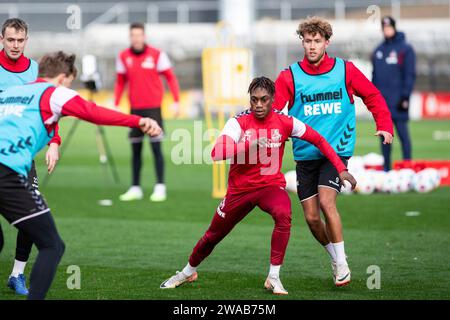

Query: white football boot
264;275;288;295
335;263;351;287
119;186;143;201
160;271;198;289
150;183;167;202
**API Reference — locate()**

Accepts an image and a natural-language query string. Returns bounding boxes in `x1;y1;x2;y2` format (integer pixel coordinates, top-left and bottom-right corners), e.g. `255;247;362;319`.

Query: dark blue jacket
372;32;416;121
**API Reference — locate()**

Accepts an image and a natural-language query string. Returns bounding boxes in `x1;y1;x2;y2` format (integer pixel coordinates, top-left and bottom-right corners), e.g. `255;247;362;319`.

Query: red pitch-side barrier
393;160;450;186
421;92;450;119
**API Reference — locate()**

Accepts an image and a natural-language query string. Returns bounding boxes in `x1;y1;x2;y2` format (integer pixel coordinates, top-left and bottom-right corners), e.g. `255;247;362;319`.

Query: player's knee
304;211;321;227
319;197;337;214
44;235;65;259
272;206;292;227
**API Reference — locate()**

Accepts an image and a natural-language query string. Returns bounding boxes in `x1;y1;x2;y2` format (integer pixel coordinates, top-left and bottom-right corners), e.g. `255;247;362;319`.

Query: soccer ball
347;156;365;175
355;170;376;195
373;170;387;192
421;168;441;188
398;177;411;193
397;169;416;193
363;152;384;168
284;170;297;193
413;169;439;193
382;170;401;193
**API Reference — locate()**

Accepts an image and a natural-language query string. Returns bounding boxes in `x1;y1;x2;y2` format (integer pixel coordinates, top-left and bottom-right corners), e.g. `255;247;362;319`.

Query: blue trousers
382;119;412;171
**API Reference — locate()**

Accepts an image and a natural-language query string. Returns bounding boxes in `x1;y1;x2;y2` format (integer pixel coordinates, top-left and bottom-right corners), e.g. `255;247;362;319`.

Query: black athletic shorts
0;163;49;226
129;107;164;143
296;157;349;202
28;160;39;191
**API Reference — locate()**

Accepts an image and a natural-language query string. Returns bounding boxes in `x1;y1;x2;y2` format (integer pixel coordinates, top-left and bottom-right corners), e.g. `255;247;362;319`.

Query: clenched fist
139;118;162;137
339;170;357;190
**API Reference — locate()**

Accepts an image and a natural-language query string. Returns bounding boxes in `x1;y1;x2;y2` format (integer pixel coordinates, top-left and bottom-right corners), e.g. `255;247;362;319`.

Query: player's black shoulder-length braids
248;76;275;97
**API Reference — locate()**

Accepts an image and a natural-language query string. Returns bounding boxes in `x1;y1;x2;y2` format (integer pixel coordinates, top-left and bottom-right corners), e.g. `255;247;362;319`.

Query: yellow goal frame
201;23;252;198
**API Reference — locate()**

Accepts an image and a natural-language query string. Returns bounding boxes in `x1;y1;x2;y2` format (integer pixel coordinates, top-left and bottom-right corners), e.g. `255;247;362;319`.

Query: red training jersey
211;109;347;195
114;45;180;109
273;53;394;135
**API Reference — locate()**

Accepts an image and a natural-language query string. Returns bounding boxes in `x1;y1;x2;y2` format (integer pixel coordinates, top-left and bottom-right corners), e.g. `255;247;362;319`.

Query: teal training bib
0;59;38;92
0;82;54;176
289;57;356;160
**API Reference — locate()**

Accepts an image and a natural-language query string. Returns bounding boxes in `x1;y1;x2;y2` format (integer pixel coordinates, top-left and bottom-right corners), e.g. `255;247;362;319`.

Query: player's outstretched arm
291;120;357;190
211;135;247;161
211;134;267;161
303;126;357;190
211;117;270;161
50;87;161;136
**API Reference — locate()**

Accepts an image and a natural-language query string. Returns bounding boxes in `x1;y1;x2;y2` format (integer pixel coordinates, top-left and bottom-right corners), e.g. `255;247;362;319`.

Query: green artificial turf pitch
1;119;449;300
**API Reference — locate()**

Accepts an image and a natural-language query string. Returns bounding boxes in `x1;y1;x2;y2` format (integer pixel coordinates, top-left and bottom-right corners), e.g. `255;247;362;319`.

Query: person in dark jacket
372;16;416;171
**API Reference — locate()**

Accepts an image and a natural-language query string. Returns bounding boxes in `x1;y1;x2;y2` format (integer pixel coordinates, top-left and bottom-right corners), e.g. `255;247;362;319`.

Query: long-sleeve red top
114;45;180;109
210;109;347;194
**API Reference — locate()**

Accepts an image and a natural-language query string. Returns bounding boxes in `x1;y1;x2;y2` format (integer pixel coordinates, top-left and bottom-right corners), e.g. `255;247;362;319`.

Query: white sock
130;185;142;192
11;260;27;277
182;263;197;277
333;241;347;265
269;264;281;278
324;243;337;263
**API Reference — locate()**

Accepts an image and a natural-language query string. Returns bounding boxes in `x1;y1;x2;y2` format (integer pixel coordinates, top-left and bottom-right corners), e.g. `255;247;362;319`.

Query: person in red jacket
160;77;356;295
273;17;394;287
114;22;180;202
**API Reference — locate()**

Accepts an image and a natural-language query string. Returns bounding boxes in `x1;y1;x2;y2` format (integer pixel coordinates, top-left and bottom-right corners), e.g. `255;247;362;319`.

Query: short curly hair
296;16;333;40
